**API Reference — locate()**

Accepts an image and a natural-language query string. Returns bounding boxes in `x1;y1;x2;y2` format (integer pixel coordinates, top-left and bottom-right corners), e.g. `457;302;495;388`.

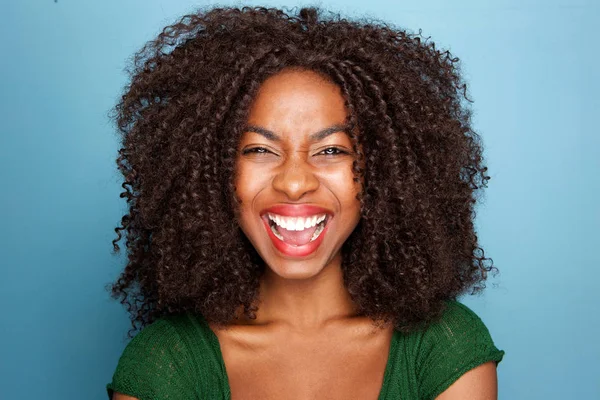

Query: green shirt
106;300;504;399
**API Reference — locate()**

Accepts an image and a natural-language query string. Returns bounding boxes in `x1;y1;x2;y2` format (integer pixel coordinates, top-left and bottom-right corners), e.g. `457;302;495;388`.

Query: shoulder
106;313;215;400
113;314;199;366
412;300;505;400
422;300;496;343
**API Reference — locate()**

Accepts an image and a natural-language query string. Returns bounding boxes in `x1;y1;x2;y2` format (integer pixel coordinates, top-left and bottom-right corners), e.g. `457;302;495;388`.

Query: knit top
106;300;504;400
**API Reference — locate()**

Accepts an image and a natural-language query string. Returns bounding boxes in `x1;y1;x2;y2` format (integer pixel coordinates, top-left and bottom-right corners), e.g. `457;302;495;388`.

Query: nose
272;155;320;200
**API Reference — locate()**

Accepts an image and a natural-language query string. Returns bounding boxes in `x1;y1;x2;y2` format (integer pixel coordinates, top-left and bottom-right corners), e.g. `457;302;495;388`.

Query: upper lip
260;204;334;218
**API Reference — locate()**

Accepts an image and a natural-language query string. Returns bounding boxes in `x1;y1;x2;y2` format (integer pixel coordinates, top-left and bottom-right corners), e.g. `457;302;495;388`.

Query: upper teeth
267;213;327;231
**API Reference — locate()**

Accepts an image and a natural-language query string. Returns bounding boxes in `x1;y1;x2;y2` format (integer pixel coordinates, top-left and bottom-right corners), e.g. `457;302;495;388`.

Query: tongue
276;224;319;246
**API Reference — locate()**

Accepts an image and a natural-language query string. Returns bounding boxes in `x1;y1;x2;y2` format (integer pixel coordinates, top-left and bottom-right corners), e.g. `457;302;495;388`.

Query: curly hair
107;5;497;338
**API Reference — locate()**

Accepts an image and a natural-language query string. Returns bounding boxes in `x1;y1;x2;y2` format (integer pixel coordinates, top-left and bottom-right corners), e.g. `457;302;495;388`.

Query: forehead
245;69;348;135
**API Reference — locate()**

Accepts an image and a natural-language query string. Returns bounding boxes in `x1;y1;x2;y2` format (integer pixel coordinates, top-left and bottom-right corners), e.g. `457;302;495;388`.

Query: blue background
1;0;598;398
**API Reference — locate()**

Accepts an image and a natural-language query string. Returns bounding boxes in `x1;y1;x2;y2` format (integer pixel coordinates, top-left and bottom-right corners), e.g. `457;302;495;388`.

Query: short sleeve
106;317;195;400
415;301;505;400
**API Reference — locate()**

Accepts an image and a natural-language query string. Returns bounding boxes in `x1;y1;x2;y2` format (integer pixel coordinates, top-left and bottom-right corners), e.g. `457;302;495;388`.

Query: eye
318;147;347;156
241;147;271;155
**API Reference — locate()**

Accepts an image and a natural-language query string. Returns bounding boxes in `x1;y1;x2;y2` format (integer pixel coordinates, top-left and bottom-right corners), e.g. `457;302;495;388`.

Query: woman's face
234;68;362;280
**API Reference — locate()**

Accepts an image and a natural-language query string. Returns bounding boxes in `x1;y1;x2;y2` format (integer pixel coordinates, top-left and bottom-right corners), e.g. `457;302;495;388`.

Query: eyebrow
242;123;350;142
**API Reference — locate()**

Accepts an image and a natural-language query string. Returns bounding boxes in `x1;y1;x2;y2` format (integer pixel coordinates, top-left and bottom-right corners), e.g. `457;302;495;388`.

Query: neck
248;254;359;330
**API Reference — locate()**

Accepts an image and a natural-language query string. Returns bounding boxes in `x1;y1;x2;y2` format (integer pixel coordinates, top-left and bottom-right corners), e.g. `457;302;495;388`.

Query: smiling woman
106;6;504;400
235;69;361;266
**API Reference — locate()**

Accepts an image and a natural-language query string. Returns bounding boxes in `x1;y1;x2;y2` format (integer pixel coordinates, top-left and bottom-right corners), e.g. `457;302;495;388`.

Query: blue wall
1;0;598;398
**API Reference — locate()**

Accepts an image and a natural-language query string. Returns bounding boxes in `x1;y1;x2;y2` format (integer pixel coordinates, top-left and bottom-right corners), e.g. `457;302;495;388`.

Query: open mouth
262;212;331;247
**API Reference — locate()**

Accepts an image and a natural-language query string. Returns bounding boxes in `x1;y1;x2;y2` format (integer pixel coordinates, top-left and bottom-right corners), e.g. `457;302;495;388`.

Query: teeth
268;216;328;243
267;213;327;231
270;224;284;241
310;221;326;242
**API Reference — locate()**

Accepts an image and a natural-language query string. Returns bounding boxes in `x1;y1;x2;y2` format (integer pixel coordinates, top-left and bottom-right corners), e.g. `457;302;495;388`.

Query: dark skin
113;68;497;399
233;67;364;327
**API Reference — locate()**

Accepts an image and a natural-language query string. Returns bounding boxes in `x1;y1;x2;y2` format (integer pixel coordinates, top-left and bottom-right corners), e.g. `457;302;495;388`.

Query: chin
263;260;326;281
260;249;343;282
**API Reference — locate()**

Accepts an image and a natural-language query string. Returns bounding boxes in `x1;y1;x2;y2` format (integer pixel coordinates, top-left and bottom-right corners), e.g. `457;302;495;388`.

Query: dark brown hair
108;5;497;337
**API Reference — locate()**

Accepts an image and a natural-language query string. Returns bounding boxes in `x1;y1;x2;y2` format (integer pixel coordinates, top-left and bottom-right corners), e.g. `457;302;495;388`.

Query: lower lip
261;216;331;258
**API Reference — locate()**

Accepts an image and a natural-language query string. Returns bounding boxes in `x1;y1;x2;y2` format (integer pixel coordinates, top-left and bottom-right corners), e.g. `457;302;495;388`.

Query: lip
259;204;334;258
261;213;331;258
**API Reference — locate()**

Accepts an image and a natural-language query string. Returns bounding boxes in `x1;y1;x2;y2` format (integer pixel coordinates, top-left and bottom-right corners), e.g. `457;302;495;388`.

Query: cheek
326;166;361;210
234;162;271;223
235;162;263;198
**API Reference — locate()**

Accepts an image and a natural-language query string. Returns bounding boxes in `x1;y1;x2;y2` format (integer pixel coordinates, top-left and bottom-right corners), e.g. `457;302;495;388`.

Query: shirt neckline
199;315;399;400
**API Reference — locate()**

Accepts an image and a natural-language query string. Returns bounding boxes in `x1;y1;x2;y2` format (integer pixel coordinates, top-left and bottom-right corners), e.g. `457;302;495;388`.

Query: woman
106;6;504;400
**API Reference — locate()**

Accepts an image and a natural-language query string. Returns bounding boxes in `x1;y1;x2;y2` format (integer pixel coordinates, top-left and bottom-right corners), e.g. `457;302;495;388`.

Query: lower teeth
271;224;284;241
310;222;325;241
269;220;326;244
